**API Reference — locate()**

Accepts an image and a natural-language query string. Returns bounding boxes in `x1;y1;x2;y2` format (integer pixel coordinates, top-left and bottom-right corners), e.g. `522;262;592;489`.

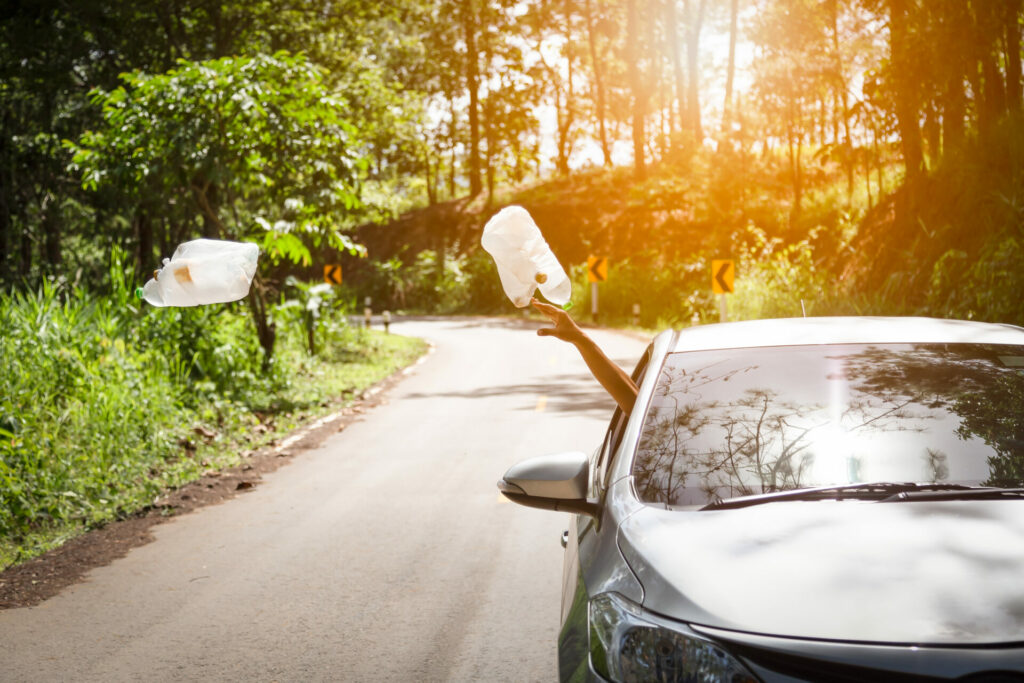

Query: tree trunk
247;275;276;370
828;0;853;199
626;0;646;179
584;0;612;166
874;130;884;195
889;0;924;187
557;0;576;176
685;0;707;140
485;94;497;202
447;94;457;199
723;0;739;130
865;141;874;210
192;178;224;238
462;0;483;197
666;0;687;135
650;9;666;157
1006;0;1023;111
787;118;802;226
483;40;498;199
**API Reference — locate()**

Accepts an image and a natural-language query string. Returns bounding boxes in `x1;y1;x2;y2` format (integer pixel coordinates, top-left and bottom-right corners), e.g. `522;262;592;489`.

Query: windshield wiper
880;487;1024;502
700;482;993;511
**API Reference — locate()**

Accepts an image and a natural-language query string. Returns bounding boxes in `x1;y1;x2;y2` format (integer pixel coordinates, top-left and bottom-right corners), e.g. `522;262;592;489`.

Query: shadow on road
402;372;619;417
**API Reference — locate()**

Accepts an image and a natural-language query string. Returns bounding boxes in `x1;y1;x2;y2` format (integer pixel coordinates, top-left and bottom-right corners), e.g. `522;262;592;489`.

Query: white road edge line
272;341;436;454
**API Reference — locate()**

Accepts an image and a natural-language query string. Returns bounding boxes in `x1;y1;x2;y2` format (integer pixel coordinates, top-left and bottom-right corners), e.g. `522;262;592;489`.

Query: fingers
531;299;559;324
531;297;558;314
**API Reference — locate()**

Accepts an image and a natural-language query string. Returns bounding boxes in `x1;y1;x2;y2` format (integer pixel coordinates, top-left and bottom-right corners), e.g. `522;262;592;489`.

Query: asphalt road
0;316;648;682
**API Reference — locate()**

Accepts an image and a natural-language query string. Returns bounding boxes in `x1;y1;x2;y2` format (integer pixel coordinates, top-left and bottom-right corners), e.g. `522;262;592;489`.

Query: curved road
1;316;648;682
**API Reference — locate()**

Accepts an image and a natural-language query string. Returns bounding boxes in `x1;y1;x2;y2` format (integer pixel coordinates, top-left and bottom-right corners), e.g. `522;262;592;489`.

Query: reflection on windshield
633;344;1024;507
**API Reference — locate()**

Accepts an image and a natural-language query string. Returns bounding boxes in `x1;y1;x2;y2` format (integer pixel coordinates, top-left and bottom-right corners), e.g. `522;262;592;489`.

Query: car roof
669;316;1024;353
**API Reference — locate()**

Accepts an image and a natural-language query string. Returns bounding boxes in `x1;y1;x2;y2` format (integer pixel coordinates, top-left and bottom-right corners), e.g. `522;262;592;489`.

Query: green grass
0;269;427;571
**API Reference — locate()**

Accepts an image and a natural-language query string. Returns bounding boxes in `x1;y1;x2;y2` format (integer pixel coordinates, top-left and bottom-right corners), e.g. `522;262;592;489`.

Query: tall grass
1;251;426;567
0;269;189;547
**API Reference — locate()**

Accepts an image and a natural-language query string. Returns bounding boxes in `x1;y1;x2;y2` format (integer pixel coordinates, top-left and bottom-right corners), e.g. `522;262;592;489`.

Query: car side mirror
497;451;600;518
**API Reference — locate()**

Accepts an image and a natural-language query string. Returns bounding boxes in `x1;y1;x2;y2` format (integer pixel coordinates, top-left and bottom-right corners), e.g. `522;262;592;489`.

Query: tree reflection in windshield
634;344;1024;507
635;360;826;506
840;345;1024;489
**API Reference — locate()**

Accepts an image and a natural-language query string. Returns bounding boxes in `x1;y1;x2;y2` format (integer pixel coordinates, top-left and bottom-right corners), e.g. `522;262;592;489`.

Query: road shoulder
0;343;434;610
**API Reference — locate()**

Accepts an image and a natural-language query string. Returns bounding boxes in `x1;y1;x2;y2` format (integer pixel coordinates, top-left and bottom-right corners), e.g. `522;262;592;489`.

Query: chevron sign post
587;256;607;322
711;260;734;322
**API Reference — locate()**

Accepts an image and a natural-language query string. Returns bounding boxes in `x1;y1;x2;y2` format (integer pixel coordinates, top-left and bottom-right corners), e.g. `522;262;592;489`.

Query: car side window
596;344;652;492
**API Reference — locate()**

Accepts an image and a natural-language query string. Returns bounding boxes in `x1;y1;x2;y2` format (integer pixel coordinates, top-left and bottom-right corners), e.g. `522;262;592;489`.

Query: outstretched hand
531;298;583;344
530;297;638;414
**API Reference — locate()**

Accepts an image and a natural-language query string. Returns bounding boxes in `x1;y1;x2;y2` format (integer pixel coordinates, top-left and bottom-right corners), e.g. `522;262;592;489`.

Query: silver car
499;317;1024;682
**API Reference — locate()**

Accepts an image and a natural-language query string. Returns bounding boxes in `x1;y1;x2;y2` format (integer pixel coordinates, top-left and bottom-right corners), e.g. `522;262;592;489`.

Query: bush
0;277;188;541
1;251;425;566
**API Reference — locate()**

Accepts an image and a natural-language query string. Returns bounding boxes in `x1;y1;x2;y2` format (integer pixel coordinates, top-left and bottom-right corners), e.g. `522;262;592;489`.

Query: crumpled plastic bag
141;239;259;307
481;205;571;308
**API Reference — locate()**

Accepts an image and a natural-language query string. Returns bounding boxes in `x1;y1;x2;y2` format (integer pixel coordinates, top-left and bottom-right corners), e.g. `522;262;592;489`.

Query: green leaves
68;52;375;265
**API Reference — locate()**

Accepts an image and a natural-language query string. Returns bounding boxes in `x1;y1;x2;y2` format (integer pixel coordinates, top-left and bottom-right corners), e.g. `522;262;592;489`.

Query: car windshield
632;343;1024;508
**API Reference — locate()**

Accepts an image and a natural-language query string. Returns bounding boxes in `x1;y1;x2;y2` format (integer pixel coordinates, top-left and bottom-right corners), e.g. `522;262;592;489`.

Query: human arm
531;298;639;415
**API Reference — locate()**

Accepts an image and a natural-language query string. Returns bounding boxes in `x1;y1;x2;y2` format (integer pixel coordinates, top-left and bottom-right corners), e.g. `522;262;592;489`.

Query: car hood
617;499;1024;645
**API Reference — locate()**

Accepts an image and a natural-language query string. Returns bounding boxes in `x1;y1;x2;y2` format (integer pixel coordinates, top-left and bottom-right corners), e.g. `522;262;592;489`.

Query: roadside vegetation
343;114;1024;329
0;252;425;569
4;1;1023;567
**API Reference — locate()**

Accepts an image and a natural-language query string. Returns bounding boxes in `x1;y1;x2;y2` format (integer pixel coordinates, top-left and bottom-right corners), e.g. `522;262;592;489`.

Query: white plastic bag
141;239;259;307
481;206;571;308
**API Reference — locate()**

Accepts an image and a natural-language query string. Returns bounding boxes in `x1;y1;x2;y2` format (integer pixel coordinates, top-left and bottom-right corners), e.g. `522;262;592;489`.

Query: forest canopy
2;0;1023;324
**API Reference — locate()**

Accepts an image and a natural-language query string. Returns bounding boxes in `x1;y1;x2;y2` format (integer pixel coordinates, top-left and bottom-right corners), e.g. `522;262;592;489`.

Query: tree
886;0;924;185
723;0;740;130
753;0;833;224
525;0;581;177
684;0;708;140
626;0;648;179
68;53;375;365
584;0;615;166
462;0;484;196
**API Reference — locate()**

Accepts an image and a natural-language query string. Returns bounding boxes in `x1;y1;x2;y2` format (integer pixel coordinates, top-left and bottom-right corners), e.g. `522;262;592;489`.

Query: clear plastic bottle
481;205;571;308
141;239;259;307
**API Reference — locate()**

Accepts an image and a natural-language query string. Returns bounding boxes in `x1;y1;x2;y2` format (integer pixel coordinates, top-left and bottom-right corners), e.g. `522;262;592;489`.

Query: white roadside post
587;256;607;324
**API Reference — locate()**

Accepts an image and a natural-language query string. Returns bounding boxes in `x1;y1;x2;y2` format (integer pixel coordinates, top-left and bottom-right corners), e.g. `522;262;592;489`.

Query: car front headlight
589;593;760;683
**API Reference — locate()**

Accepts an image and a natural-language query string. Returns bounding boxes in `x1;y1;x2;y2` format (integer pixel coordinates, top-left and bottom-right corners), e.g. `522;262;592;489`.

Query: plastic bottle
140;239;259;307
481;205;571;308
